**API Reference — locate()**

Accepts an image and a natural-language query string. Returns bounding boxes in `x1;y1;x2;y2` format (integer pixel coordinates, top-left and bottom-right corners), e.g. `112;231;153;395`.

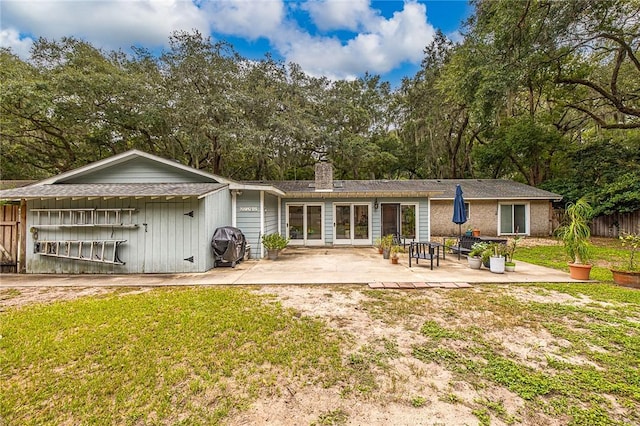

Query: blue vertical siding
235;191;262;258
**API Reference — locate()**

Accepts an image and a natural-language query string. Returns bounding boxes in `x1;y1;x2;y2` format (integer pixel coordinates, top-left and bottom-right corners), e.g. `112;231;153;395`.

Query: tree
397;31;475;179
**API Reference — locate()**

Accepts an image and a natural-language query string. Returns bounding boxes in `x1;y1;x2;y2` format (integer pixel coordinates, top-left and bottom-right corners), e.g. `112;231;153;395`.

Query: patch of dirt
0;286;150;311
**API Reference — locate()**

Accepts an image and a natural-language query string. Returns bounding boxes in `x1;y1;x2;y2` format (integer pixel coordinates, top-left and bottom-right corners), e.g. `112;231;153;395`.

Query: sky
0;0;473;86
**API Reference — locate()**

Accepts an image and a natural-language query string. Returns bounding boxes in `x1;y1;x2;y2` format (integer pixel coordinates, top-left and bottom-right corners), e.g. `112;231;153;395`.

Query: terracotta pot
472;228;480;237
569;263;592;280
391;257;399;264
611;270;640;289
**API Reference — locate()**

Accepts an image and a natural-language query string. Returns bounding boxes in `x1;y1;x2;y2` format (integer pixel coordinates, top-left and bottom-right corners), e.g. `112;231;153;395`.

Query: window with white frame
499;203;528;234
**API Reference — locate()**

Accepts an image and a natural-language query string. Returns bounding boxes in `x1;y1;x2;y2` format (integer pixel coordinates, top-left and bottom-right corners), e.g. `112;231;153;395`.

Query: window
464;202;470;220
500;203;528;234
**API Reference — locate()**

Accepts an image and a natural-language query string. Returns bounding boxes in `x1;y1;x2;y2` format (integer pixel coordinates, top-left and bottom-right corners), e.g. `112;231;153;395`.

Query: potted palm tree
555;198;594;280
611;232;640;288
261;233;289;260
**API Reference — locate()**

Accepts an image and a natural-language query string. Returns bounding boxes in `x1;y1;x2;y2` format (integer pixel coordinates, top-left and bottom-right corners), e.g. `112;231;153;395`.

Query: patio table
408;241;442;270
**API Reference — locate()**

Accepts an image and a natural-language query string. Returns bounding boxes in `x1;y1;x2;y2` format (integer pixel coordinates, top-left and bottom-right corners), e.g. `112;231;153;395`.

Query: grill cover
211;226;246;265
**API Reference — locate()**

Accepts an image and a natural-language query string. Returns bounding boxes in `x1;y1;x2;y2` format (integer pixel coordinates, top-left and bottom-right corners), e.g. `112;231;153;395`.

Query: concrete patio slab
0;247;585;288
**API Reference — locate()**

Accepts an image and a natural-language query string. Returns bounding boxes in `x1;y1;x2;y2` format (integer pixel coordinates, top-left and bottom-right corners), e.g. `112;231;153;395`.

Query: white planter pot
490;256;505;274
468;256;482;269
505;263;516;272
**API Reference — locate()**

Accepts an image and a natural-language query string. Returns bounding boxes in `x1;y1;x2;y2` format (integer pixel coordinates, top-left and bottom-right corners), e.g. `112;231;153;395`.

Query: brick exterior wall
430;200;552;237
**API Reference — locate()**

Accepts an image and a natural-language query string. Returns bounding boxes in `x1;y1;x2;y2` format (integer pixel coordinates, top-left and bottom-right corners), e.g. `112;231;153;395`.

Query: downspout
260;191;265;258
231;190;237;228
427;196;431;242
277;196;282;235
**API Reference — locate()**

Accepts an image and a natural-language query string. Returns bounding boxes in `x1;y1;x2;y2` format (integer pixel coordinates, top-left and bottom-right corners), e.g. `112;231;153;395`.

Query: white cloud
0;0;436;80
276;1;435;79
0;0;209;54
302;0;378;32
203;0;285;40
0;28;34;57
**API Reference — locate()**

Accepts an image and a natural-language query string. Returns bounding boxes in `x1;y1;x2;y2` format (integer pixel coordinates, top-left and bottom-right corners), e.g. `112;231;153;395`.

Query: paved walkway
0;247;582;288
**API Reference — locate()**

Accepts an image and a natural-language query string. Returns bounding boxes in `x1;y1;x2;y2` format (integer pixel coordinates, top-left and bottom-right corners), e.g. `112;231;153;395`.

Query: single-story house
427;179;562;237
0;150;561;274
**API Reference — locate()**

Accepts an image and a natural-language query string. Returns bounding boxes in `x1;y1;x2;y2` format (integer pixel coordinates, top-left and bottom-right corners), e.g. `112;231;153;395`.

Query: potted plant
481;242;501;268
611;232;640;288
468;242;487;269
555;198;594;280
472;226;481;237
390;245;402;264
489;243;506;274
381;234;394;259
505;235;521;272
374;236;384;254
261;233;289;260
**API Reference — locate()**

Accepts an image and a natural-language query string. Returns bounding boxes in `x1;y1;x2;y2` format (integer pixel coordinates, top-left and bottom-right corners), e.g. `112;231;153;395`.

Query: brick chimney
314;162;333;192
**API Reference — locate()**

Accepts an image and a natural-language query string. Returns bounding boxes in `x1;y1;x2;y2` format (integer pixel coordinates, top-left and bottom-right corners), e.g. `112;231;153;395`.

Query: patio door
381;203;417;239
334;203;371;245
286;204;324;246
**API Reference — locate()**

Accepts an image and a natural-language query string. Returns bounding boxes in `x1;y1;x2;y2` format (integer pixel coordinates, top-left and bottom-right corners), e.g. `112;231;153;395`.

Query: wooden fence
553;209;640;238
589;211;640;238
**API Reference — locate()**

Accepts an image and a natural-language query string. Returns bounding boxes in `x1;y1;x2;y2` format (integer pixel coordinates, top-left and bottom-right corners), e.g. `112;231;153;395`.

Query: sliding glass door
381;203;417;239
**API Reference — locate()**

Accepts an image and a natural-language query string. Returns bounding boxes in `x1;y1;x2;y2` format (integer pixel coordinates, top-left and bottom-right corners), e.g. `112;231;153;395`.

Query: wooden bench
408;242;441;269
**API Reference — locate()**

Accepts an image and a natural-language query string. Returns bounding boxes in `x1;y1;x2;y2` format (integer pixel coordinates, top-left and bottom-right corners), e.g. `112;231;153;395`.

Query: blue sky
0;0;473;86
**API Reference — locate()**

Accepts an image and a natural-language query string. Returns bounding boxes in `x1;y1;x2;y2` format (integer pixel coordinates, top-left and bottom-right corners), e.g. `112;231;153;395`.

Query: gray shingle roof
0;178;561;201
424;179;562;200
265;179;561;200
267;179;444;197
0;183;227;199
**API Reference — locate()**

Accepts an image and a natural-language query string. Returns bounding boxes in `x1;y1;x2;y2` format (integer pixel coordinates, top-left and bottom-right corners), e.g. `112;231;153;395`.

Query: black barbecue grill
211;226;246;267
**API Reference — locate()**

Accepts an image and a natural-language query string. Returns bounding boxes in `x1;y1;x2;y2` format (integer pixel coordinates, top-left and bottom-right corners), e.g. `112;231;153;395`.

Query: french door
334;203;371;245
286;204;324;246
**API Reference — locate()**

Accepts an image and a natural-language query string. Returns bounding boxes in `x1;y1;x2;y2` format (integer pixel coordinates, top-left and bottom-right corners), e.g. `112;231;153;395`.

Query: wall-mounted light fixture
374;198;379;209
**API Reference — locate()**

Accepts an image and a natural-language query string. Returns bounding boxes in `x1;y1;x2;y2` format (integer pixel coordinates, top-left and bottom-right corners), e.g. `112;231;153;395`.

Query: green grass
515;237;628;282
0;287;344;425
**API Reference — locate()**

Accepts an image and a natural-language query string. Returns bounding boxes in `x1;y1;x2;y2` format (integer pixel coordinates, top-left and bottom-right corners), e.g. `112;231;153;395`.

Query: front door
286;204;324;246
334;203;371;245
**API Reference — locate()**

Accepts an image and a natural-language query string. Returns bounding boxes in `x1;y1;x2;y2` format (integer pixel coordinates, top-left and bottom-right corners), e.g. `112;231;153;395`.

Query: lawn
1;288;344;425
1;238;639;425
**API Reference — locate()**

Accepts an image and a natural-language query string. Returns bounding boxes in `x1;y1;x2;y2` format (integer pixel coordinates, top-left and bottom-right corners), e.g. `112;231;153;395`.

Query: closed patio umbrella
452;184;467;260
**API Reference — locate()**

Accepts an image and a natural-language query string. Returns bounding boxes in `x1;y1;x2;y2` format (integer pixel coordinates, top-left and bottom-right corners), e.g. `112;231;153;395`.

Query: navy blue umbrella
452;184;468;260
